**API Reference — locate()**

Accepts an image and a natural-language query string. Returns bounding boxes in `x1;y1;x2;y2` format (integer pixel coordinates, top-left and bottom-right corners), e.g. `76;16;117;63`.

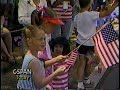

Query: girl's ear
26;38;32;46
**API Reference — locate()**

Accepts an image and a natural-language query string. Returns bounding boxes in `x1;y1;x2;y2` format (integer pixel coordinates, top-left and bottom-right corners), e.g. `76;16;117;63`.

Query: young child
17;25;68;89
74;0;118;89
31;6;65;87
49;37;79;90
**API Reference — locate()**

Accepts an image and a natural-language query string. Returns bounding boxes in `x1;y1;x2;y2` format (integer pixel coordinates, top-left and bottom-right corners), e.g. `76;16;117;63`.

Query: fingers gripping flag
93;23;119;69
65;50;79;72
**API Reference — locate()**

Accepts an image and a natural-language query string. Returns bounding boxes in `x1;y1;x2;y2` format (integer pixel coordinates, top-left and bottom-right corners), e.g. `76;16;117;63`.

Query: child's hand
113;0;118;5
46;85;52;90
55;55;68;63
54;66;66;76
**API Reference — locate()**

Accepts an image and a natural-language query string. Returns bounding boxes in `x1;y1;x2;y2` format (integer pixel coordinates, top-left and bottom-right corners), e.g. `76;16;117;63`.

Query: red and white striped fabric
51;50;78;90
53;2;72;21
93;23;119;69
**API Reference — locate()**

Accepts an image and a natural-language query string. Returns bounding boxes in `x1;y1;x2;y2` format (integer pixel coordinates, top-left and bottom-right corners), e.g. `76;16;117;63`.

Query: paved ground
96;64;119;89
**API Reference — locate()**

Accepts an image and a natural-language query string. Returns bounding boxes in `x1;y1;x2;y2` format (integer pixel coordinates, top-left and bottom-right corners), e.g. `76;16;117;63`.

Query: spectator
0;4;15;64
1;3;14;27
31;7;65;89
74;0;118;89
50;0;74;40
18;0;48;26
49;37;78;89
17;25;67;89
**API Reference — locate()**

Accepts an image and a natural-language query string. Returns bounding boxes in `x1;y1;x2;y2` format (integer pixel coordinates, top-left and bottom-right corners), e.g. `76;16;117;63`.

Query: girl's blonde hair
24;25;40;40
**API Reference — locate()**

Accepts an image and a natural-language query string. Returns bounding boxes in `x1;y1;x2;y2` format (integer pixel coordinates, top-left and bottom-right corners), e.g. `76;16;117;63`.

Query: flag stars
101;23;118;44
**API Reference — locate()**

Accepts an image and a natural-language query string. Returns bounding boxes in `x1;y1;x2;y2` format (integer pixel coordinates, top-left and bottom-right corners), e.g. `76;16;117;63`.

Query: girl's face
30;30;46;52
54;44;64;55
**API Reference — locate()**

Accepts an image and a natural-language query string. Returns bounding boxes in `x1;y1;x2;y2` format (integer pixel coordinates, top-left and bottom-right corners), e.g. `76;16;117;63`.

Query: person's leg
61;20;72;40
84;46;95;84
2;28;13;55
76;44;88;89
1;38;11;59
77;55;87;89
2;28;15;63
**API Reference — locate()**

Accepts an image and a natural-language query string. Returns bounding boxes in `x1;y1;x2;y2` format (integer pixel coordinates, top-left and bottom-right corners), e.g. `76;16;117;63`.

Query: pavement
96;64;119;89
68;64;119;90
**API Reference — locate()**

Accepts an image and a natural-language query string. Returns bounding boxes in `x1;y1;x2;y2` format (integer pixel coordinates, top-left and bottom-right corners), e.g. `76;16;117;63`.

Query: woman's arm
29;59;66;88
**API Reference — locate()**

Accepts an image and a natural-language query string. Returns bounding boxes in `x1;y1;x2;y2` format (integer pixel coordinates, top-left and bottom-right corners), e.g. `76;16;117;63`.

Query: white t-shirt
74;11;99;46
18;0;47;26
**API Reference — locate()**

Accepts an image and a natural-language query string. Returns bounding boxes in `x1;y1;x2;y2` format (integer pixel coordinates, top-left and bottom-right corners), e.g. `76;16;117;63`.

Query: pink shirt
51;51;78;89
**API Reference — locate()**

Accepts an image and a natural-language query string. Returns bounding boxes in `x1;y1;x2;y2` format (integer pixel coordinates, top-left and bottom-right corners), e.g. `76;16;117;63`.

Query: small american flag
65;50;79;71
93;23;119;69
51;50;79;89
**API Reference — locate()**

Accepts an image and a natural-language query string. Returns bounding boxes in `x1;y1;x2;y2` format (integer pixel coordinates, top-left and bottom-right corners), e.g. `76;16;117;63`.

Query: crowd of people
1;0;119;90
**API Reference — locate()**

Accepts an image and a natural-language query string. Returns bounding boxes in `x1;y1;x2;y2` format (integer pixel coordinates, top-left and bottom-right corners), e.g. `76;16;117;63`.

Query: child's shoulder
76;11;98;16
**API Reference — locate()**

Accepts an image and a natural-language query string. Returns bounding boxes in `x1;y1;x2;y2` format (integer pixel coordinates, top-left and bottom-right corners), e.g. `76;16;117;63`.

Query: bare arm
29;59;65;88
99;0;118;18
45;55;67;68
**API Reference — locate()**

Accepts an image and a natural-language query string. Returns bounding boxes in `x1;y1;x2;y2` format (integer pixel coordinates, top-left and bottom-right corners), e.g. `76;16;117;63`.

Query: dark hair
49;37;70;55
0;3;14;17
31;7;57;26
0;4;5;16
79;0;91;8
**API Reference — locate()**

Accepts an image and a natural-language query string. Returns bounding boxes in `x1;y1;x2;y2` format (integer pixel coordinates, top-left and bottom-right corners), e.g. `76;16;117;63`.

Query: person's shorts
76;43;94;55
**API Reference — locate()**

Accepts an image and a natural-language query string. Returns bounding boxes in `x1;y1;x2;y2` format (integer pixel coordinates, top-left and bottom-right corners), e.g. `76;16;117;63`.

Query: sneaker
78;82;85;90
83;78;91;85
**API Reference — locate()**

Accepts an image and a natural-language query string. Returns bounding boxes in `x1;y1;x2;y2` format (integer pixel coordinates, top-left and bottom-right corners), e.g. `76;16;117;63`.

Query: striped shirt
17;51;46;90
51;51;78;90
53;1;73;21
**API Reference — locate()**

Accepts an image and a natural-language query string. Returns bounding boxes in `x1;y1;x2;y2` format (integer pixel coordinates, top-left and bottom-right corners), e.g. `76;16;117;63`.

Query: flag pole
67;21;112;56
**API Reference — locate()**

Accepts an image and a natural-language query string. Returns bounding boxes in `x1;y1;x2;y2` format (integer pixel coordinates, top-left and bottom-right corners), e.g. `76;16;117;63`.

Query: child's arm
99;0;118;18
29;59;66;89
45;55;68;68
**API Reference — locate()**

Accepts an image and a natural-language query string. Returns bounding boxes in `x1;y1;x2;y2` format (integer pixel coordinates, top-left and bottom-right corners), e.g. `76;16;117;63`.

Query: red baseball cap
41;17;64;25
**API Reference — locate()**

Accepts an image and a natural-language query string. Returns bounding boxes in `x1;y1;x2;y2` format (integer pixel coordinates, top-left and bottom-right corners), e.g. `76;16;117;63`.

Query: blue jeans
51;20;72;40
